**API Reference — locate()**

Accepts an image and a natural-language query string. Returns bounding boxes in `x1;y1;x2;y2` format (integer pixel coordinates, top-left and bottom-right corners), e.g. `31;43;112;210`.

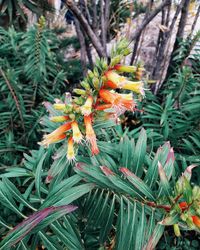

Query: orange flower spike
81;96;93;116
40;134;66;147
40;123;71;147
191;215;200;228
84;115;99;155
67;137;76;162
71;121;83;143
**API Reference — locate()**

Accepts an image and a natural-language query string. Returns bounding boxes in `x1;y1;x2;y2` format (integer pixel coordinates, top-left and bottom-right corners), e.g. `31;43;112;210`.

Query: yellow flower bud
173;224;181;237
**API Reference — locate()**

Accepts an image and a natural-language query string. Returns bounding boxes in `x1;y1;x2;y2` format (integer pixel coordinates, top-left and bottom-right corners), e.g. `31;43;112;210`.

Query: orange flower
104;70;144;96
39;134;66;147
179;202;188;211
95;104;112;111
99;89;135;115
84;115;99;155
191;215;200;228
40;123;71;147
71;121;83;143
81;96;93;116
104;71;126;88
67;137;75;162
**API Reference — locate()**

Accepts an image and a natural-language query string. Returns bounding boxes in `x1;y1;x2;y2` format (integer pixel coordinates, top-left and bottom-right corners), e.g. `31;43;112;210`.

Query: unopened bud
87;70;94;78
173;224;181;237
74;97;84;105
123;48;131;56
180;213;188;221
93;68;99;77
110;55;122;66
186;216;194;228
64;104;73;113
69;113;76;120
192;186;200;200
53;103;66;110
73;89;86;95
50;116;69;122
92;77;100;89
81;81;90;90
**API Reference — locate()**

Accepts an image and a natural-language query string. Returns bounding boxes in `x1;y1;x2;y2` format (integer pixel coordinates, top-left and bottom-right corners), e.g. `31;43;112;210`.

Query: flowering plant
40;40;145;163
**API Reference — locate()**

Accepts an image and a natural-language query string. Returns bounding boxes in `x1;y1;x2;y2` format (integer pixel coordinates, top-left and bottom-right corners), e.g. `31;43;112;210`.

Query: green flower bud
186;216;194;228
92;77;100;89
173;224;181;237
87;70;94;78
180;213;188;222
69;113;76;120
81;81;90;90
73;89;86;95
192;186;200;200
110;55;122;66
64;104;73;113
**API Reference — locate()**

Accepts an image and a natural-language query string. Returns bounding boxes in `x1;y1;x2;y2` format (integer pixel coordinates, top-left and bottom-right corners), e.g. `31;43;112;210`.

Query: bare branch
65;0;106;58
74;18;87;76
130;0;171;42
100;0;107;53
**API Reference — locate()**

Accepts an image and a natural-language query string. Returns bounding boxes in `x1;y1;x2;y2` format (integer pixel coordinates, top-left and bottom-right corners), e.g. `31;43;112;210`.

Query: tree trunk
65;0;106;58
152;0;185;93
74;18;87;76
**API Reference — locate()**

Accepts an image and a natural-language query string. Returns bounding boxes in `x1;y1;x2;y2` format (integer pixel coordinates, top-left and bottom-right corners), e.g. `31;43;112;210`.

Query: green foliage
0;129;175;249
0;0;54;26
0;20;83;167
139;36;200;172
0;27;200;250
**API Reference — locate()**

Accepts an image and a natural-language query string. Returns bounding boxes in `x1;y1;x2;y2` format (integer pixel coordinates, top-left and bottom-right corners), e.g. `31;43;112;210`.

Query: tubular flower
71;121;83;143
179;202;188;211
95;103;112;111
114;64;137;73
84;115;99;155
191;216;200;228
39;122;71;147
122;81;145;96
81;96;93;116
104;70;126;88
67;137;76;162
40;134;66;147
50;116;69;122
99;89;135;115
104;70;145;96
